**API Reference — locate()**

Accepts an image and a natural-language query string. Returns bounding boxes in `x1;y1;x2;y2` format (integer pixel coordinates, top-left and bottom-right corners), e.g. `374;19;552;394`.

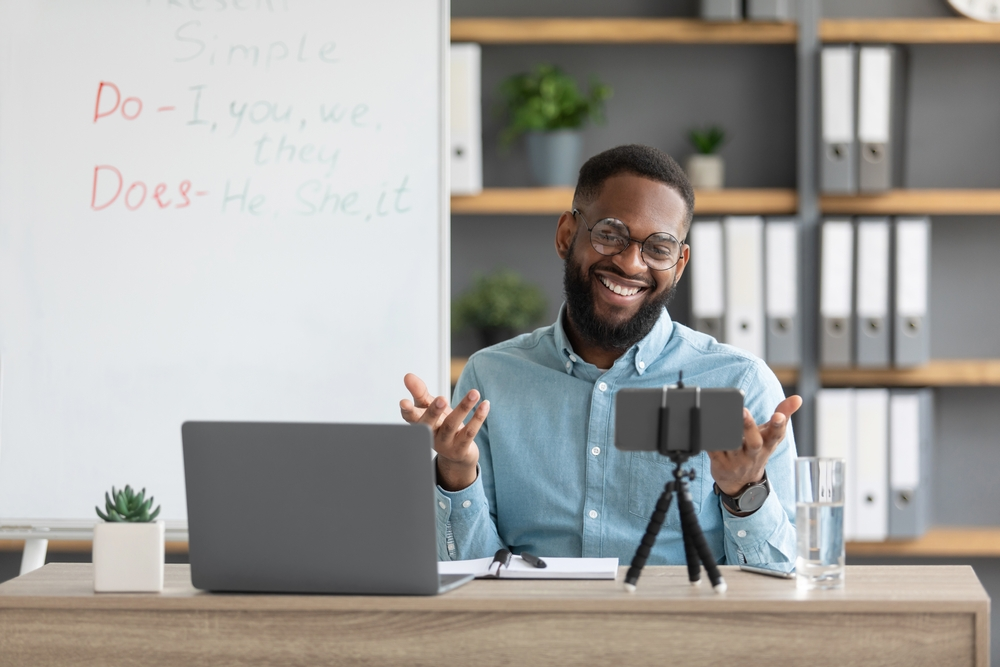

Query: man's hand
399;373;489;492
708;395;803;499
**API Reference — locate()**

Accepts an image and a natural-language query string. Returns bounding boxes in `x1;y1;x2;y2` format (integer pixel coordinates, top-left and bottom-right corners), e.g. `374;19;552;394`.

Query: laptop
181;421;473;595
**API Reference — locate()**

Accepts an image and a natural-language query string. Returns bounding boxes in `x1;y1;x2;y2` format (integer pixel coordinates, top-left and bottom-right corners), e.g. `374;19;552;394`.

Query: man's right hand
399;373;489;492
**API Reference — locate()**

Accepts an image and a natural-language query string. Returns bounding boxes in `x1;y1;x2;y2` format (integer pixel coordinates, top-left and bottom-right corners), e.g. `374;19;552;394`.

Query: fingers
775;394;803;420
399;398;423;424
742;408;764;452
403;373;435;409
437;390;481;441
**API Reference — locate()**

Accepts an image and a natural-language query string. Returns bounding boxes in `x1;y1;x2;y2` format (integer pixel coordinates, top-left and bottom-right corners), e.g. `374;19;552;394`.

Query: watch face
948;0;1000;22
739;484;768;512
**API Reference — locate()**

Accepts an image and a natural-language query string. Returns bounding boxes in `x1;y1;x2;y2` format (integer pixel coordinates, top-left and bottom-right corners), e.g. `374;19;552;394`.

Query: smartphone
739;563;796;579
614;385;744;454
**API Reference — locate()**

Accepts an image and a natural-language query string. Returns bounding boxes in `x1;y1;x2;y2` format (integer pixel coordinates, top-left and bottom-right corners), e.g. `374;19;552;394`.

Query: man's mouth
597;274;647;297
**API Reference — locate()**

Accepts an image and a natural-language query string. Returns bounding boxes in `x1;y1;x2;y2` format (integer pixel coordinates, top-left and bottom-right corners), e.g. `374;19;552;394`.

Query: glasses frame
572;208;686;272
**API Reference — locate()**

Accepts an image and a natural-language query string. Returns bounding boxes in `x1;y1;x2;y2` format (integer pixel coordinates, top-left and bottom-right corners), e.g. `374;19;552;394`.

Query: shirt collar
553;303;675;376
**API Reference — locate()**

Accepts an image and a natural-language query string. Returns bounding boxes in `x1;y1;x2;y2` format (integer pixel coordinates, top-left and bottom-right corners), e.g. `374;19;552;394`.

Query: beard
563;250;677;353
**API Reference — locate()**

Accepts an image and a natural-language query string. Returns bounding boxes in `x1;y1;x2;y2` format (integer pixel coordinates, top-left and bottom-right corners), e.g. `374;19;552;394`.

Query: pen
488;548;512;578
520;552;547;569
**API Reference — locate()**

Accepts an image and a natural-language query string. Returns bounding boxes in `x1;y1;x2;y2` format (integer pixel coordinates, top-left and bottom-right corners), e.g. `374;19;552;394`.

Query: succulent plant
95;485;161;523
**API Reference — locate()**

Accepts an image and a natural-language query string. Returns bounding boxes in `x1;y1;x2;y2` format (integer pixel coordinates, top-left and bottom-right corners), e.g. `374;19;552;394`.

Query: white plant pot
93;520;165;592
686;154;725;190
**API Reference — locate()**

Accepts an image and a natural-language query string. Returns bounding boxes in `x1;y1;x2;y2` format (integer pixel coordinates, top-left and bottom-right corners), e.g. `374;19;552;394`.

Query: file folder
724;216;765;358
747;0;792;20
816;388;856;542
855;217;891;367
853;388;889;542
700;0;741;20
449;43;482;195
858;46;906;193
894;216;931;367
821;46;857;194
690;220;726;341
820;219;854;367
888;389;933;538
764;218;800;366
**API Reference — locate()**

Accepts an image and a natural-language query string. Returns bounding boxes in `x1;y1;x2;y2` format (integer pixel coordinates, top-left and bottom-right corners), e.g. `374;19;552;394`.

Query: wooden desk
0;564;990;666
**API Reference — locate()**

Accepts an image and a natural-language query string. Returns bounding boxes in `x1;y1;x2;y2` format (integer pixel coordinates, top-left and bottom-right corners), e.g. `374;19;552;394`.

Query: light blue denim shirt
437;305;797;567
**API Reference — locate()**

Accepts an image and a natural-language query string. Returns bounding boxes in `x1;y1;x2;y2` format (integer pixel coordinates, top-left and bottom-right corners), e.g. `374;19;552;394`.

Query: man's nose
613;241;647;275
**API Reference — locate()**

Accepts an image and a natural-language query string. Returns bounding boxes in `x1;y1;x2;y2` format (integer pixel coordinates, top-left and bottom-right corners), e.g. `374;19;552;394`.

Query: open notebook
438;556;619;580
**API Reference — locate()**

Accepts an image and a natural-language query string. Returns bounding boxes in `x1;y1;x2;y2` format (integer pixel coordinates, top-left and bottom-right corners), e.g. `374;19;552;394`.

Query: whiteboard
0;0;448;524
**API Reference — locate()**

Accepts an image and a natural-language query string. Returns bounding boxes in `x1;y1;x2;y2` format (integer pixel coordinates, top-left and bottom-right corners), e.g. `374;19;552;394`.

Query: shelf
451;18;797;44
821;18;1000;44
821;360;1000;387
821;189;1000;215
452;357;797;386
451;188;798;216
847;528;1000;557
0;540;189;555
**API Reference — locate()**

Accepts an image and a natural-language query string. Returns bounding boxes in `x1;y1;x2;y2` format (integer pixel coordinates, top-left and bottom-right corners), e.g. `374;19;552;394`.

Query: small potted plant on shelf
686;125;727;189
499;64;612;186
453;269;547;348
93;485;164;593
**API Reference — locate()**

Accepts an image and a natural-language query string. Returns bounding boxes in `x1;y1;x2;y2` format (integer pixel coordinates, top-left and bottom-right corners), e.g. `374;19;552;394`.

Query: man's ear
554;210;578;260
672;242;690;284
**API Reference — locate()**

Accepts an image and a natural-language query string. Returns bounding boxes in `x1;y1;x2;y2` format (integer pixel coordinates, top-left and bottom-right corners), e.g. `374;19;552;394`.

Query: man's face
556;173;690;352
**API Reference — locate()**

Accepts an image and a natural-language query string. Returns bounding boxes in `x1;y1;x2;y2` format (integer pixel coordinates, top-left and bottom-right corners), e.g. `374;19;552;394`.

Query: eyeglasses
572;209;685;272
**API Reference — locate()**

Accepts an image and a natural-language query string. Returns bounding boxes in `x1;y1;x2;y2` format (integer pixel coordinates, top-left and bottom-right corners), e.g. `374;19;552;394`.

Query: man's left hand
708;395;803;498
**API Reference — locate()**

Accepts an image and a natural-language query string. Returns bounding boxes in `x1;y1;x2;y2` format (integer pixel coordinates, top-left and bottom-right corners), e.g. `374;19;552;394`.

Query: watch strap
714;470;770;514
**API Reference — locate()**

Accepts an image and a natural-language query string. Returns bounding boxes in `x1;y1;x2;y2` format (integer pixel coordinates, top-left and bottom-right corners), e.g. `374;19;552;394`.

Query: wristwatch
714;471;770;515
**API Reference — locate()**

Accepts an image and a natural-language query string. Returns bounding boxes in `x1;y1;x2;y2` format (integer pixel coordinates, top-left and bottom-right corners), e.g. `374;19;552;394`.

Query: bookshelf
821;190;1000;215
820;18;1000;44
821;361;1000;388
847;528;1000;558
451;18;797;44
451;188;798;216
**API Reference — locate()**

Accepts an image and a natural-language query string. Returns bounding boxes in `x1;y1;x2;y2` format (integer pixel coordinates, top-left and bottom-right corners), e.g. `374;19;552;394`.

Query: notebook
439;556;619;580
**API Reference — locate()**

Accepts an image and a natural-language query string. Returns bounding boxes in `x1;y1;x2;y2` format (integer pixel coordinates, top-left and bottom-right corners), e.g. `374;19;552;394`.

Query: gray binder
747;0;793;20
855;217;891;367
888;389;933;538
690;219;726;341
858;45;907;193
820;219;854;367
820;45;857;194
700;0;741;20
893;216;931;367
764;218;800;366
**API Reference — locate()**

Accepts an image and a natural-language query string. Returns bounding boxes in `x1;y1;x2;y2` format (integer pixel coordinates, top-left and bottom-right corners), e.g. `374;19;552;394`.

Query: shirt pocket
627;451;705;527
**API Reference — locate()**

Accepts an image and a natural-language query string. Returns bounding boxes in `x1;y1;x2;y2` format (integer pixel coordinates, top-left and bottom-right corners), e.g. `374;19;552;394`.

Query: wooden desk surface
0;564;990;667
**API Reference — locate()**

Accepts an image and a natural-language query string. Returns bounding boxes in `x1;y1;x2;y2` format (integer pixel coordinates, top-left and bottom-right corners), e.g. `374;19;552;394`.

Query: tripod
624;451;727;594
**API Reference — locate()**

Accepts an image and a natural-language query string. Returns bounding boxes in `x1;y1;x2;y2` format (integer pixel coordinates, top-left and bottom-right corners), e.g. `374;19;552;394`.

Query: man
401;144;802;566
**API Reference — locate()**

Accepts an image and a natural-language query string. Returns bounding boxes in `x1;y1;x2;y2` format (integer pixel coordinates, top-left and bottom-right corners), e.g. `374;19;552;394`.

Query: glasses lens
641;233;681;270
590;219;629;256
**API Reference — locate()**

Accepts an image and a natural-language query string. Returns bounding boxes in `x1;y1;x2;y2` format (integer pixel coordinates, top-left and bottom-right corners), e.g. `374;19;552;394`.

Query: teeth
599;275;640;297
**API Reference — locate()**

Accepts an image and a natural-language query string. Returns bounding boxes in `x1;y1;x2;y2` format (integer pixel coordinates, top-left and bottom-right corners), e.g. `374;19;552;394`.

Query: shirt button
737;530;747;538
462;500;472;508
591;446;601;456
569;354;578;362
565;361;572;369
438;501;447;510
638;361;646;369
589;510;599;519
598;382;608;392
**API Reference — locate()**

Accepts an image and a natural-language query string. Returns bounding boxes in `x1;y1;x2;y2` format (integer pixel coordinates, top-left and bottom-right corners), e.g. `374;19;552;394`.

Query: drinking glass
795;457;845;590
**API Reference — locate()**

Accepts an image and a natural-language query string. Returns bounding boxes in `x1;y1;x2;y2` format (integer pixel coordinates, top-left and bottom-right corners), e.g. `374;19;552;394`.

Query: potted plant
93;485;164;592
453;269;547;348
686;125;727;189
499;64;612;186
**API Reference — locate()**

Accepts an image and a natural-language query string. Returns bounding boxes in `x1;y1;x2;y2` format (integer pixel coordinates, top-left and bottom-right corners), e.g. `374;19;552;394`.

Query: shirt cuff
720;492;787;562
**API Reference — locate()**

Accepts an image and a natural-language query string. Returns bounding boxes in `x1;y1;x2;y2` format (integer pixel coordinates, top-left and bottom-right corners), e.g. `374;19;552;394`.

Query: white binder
853;388;889;542
764;218;800;366
816;389;856;542
894;217;931;367
855;217;891;367
820;219;854;367
820;45;857;194
724;216;765;358
858;46;904;192
690;220;726;341
449;43;482;195
889;389;932;538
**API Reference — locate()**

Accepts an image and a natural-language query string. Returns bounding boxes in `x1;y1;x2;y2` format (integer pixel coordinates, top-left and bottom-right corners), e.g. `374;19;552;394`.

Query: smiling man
401;144;802;566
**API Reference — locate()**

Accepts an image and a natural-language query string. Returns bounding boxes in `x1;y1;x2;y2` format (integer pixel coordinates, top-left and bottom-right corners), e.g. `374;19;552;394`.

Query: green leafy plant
96;485;161;523
499;64;612;146
453;270;547;336
688;125;727;155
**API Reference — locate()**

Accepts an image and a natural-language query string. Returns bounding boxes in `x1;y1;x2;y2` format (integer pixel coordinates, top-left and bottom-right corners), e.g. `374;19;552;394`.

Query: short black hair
573;144;695;234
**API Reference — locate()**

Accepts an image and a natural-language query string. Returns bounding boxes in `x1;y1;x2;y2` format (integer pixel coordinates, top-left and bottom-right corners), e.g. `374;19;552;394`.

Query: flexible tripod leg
624;480;675;592
681;511;701;586
677;479;727;593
